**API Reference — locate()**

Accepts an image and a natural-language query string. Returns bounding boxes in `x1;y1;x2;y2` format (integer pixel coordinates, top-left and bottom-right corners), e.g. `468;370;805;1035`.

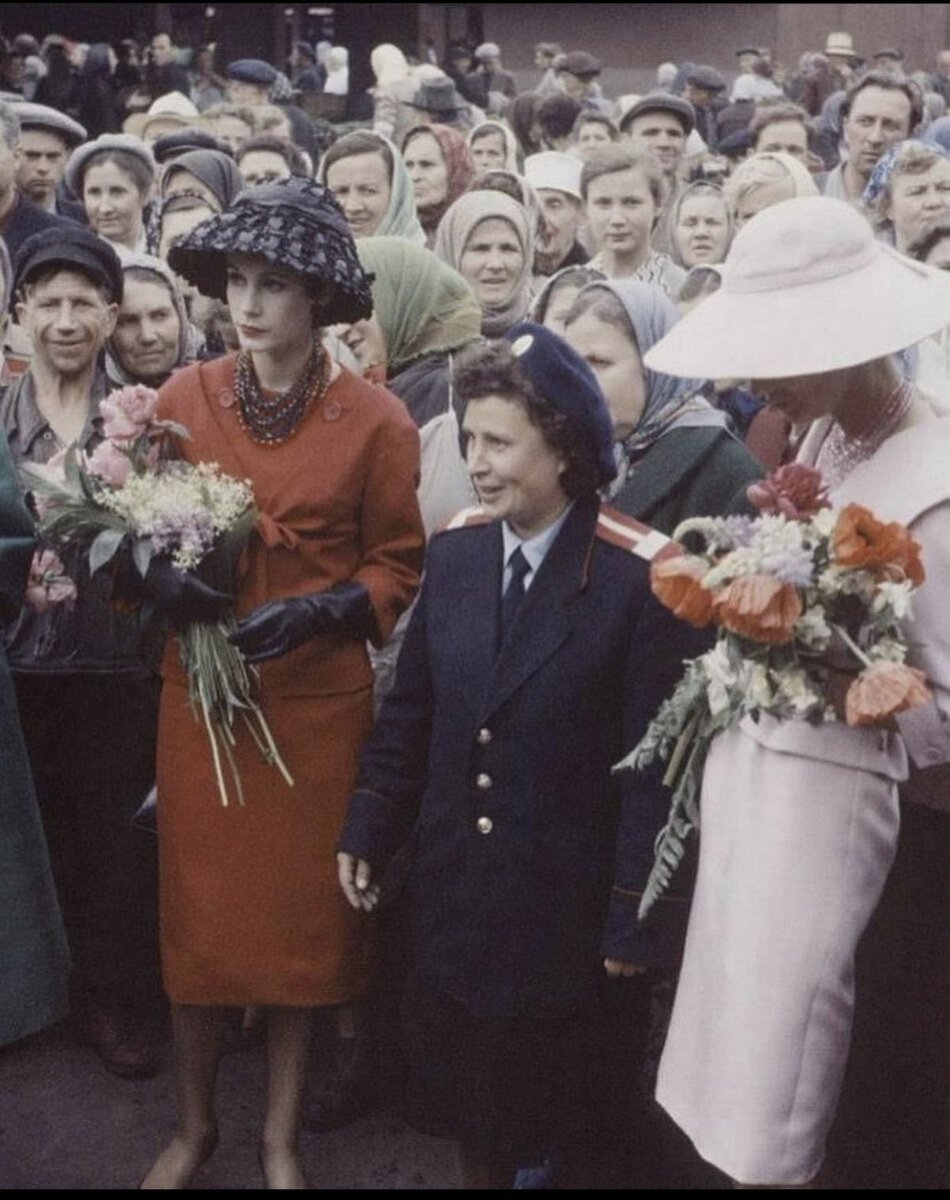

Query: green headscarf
318;131;426;244
356;237;482;374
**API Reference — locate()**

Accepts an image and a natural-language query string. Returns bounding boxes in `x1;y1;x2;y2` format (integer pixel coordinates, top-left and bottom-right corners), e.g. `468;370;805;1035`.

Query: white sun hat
644;196;950;379
523;151;583;202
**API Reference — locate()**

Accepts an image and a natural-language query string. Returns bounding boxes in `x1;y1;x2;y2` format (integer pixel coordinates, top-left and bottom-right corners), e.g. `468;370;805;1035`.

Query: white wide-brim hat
645;196;950;380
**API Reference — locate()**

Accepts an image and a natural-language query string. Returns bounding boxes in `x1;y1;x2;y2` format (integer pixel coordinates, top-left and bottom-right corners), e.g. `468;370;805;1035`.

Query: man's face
151;35;173;66
755;119;809;161
0;133;21;202
843;86;913;180
625;111;686;178
561;72;592;101
17;270;117;378
535;188;583;270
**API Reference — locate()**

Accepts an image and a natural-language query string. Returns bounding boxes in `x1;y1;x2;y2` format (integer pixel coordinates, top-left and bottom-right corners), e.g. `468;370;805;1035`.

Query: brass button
477;816;493;835
477;728;492;746
476;773;492;790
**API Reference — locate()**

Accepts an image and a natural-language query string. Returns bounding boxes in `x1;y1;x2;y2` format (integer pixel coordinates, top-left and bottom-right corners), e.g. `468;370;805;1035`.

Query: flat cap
687;65;727;92
152;128;230;163
475;42;501;61
13;223;123;308
620;92;695;136
11;101;87;147
873;47;903;61
226;59;278;87
735;45;760;57
560;51;601;78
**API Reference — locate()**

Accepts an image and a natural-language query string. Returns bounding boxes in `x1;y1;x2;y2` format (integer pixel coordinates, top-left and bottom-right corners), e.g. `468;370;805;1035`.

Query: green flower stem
662;711;700;789
831;623;873;668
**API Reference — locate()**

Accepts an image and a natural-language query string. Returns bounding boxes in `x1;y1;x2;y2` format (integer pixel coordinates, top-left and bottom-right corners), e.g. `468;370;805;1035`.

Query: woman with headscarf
434;190;534;338
319;130;426;244
530;264;607;335
160;148;245;214
562;279;762;534
467;119;519;174
667;181;733;270
862;140;950;251
106;253;203;389
636;196;950;1190
724;150;819;229
402;123;477;247
138;178;424;1189
323;47;349;97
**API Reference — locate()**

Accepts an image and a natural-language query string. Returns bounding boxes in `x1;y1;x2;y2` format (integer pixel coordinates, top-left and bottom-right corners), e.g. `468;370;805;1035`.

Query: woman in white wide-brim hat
639;196;950;1187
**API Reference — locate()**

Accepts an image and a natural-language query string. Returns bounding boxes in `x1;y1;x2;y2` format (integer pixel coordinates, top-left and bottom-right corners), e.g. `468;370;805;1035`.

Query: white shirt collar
501;502;574;592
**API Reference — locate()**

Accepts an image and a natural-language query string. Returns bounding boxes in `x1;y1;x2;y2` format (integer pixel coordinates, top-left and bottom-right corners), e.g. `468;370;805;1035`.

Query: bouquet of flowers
616;464;932;918
21;384;293;807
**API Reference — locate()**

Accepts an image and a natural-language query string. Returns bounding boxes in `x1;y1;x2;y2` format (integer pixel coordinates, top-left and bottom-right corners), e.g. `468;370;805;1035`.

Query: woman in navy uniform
338;323;709;1187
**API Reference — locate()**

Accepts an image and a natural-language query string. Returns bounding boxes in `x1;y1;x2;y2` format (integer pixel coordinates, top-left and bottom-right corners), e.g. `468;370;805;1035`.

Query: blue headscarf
924;116;950;154
862;139;947;206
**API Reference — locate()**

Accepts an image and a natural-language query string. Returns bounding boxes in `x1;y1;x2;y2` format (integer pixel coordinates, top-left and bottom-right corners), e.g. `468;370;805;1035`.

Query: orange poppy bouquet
616;463;932;917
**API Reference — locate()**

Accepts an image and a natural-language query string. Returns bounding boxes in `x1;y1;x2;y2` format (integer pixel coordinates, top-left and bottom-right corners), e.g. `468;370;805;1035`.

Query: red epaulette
595;504;679;563
437;504;494;533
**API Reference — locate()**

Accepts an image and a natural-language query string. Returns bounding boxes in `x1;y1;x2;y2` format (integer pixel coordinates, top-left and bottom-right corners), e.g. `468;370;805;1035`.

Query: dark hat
873;47;903;61
560;51;601;78
619;92;695;136
226;58;278;87
409;77;469;115
167;177;373;322
716;127;754;159
11;101;87;147
735;45;760;57
686;65;727;92
294;40;316;62
505;322;616;488
153;127;231;163
12;224;123;309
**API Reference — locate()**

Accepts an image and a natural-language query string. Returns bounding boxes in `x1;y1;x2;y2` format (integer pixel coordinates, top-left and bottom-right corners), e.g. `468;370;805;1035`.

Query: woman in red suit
140;178;425;1189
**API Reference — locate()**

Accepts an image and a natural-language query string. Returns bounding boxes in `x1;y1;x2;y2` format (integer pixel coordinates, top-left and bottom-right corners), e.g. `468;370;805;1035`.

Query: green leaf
88;528;125;575
132;537;153;577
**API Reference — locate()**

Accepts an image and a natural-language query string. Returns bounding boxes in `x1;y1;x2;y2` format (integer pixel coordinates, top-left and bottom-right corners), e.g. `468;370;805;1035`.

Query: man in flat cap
13;102;88;224
683;65;727;150
466;42;517;113
226;59;278;108
558;52;613;117
0;100;67;262
619;94;696;252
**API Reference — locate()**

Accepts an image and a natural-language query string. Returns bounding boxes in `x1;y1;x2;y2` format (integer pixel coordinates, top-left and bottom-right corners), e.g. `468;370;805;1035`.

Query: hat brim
644;251;950;380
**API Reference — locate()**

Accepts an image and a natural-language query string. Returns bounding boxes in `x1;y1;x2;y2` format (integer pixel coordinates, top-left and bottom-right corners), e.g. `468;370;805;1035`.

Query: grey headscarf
575;279;726;480
105;252;202;386
160;149;245;211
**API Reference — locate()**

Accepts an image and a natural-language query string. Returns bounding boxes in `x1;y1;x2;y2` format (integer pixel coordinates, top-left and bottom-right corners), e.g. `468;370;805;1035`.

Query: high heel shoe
138;1127;219;1190
258;1144;311;1190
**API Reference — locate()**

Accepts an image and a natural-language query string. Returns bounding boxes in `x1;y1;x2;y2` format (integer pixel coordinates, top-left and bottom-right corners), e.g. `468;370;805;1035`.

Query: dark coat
613;425;763;536
0;430;70;1045
0;193;69;262
340;497;711;1019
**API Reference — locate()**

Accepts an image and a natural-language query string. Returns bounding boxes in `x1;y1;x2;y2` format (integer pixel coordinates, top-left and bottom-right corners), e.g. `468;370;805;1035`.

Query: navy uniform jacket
340;496;710;1020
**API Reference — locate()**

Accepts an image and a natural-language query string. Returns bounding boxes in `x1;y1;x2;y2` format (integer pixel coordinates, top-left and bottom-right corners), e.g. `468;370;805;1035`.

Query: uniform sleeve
896;502;950;769
353;411;425;647
602;591;713;969
338;571;435;867
0;430;36;625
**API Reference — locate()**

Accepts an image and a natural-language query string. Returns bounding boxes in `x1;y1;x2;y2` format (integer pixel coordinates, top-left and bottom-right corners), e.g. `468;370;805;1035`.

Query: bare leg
259;1006;313;1190
139;1005;227;1189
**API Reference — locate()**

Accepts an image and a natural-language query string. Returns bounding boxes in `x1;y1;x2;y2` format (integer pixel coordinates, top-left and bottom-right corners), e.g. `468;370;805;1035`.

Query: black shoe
72;1001;161;1079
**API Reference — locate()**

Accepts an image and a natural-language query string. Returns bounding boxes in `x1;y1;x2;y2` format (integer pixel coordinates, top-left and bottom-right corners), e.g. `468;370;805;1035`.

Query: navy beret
226;59;278;87
13;224;123;308
505;321;617;488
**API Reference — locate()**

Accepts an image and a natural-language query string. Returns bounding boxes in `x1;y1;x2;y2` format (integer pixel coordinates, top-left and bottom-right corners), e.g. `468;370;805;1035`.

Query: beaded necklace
815;378;915;490
233;344;331;445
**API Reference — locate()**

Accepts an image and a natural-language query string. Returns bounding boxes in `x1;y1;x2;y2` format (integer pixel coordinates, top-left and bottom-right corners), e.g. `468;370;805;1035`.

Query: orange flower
650;555;716;628
713;573;802;644
845;661;933;727
832;503;925;586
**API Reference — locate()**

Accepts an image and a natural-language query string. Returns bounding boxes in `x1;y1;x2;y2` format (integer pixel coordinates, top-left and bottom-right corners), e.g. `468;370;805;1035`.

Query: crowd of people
0;19;947;1192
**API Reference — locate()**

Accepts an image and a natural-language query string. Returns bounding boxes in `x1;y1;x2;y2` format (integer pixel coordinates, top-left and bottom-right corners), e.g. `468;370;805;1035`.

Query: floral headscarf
862;139;946;206
575;279;725;466
355;237;482;374
318;131;426;244
402;123;477;239
433;189;534;337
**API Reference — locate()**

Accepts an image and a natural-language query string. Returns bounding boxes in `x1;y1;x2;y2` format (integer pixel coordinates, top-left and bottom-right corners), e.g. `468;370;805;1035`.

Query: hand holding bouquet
616;464;931;917
21;385;293;807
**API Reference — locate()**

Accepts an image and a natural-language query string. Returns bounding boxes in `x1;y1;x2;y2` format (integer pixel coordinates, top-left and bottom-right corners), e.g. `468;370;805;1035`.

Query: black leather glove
141;559;234;629
229;581;375;663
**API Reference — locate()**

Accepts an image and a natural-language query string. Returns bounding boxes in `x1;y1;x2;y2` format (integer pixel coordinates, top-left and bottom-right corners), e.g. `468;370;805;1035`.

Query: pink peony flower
85;440;133;488
747;464;830;520
99;385;159;442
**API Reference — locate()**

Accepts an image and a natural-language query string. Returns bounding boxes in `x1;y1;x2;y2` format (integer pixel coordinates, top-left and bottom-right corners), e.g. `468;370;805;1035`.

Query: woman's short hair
236;134;309;177
321;130;393;181
80;149;153;199
537;93;583;142
749;102;809;146
864;141;947;229
562;284;631;340
454;339;603;498
580;147;663;206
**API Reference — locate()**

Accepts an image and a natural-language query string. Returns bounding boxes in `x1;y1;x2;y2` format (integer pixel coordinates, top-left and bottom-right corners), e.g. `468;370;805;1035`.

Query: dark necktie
499;546;531;649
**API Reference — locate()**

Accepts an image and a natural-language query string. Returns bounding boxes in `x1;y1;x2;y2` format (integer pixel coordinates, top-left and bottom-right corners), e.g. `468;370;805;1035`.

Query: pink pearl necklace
815;379;915;490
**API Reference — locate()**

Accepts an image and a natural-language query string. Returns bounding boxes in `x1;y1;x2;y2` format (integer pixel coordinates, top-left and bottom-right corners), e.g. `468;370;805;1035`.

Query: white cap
475;42;501;61
147;91;199;119
524;151;583;202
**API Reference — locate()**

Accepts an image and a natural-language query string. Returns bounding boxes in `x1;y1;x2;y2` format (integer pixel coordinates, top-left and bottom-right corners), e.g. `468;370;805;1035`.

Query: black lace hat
167;177;374;322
